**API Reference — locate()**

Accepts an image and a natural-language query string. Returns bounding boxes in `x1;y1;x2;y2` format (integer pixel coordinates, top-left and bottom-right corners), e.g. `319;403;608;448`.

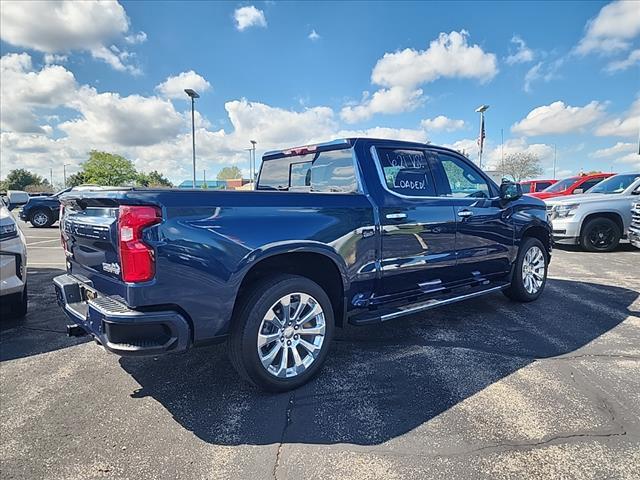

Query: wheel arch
521;224;552;257
579;211;624;237
233;245;349;328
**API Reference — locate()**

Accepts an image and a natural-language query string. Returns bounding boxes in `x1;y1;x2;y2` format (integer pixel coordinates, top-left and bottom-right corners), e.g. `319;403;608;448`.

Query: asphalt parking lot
1;218;639;480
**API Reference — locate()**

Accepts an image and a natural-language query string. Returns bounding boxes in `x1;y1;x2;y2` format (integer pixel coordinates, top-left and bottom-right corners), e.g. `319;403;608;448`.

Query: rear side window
521;183;532;193
258;149;358;193
377;148;437;196
579;179;603;192
535;182;551;191
439;154;491;198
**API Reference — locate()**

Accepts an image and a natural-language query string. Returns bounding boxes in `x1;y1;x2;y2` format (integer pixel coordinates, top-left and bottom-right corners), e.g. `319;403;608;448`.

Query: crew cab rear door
372;146;458;299
428;151;514;280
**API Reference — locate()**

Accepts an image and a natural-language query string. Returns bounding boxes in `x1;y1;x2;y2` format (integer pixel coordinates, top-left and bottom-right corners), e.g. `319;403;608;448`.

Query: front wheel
30;209;54;228
503;238;548;302
228;274;334;392
580;217;621;252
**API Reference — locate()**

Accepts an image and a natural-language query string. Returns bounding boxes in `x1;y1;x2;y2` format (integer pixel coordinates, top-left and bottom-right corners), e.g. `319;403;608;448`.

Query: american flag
477;114;485;155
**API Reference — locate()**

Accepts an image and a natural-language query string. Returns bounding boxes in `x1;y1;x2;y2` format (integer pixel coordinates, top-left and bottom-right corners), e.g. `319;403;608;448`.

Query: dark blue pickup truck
54;138;551;391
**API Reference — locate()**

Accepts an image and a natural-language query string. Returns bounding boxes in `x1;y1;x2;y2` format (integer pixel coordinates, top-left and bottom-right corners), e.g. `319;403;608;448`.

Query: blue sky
1;1;638;185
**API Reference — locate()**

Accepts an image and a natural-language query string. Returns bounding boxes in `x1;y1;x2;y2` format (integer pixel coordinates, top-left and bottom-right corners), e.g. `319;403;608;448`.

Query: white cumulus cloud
234;6;267;31
420;115;466;132
371;30;498;89
511;101;606;136
595;98;640;138
340;87;423;123
506;35;534;65
155;71;212;99
575;1;640;55
0;0;143;74
605;48;640;73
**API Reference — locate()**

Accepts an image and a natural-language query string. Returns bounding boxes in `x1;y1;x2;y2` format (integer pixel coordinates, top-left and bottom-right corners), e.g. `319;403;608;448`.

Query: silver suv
546;173;640;252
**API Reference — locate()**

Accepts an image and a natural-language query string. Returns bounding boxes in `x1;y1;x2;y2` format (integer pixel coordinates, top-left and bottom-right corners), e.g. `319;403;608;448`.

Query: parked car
20;185;101;228
0;198;27;318
521;179;557;194
546;173;640;252
529;173;614;200
54;138;552;391
3;190;30;211
628;200;640;249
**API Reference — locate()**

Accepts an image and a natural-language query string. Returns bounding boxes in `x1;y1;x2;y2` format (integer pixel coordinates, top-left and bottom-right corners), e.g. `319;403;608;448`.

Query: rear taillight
118;205;162;283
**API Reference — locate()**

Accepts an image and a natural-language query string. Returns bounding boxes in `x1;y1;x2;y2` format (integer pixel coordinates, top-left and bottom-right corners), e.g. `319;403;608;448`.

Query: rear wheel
30;209;54;228
580;217;621;252
503;238;548;302
228;274;334;392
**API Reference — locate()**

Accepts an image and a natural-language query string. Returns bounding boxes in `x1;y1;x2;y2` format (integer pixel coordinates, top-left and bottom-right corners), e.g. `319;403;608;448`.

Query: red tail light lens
118;205;162;282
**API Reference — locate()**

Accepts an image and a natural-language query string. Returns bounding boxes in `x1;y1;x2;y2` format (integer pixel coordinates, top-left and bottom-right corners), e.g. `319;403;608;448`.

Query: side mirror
573;188;584;194
500;181;523;202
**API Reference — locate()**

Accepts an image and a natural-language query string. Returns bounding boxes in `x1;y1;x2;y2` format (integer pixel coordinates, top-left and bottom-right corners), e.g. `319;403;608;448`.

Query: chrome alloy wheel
257;293;326;378
522;245;545;295
32;212;49;226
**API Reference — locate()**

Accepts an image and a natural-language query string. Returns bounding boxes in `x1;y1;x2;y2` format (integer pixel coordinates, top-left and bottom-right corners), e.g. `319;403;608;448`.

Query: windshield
543;177;578;193
587;174;640;194
52;187;72;197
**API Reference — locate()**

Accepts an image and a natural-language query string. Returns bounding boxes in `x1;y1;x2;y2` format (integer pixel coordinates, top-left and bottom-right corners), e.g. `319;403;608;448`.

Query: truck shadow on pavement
119;277;638;446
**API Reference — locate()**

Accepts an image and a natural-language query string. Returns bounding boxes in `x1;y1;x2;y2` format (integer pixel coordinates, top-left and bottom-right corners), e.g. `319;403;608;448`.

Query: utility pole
475;104;489;169
50;168;53;187
203;169;206;189
500;128;504;177
553;144;557;179
184;89;200;188
63;164;69;187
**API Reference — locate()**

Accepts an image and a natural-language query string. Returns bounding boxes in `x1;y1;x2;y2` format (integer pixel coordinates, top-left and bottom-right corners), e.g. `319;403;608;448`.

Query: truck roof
262;138;464;161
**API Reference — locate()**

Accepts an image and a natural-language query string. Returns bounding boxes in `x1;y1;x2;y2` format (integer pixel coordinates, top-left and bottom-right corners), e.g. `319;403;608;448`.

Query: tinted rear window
257;149;358;193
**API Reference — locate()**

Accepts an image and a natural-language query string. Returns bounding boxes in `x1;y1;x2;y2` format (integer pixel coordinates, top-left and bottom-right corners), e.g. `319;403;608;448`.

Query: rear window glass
535;182;551;191
257;149;358;193
377;148;436;196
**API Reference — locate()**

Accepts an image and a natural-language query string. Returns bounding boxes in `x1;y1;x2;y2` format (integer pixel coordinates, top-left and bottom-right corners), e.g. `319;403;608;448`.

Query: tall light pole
250;140;257;186
553;144;557;179
184;88;200;188
63;164;69;187
475;104;489;169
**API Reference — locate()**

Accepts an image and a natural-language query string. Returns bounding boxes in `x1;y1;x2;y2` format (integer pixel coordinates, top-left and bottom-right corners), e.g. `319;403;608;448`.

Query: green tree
2;169;48;190
82;150;138;186
137;170;173;187
216;166;242;180
66;171;89;187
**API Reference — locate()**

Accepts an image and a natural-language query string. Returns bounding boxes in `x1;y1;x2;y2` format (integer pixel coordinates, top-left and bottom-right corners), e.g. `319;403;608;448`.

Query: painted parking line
27;239;60;246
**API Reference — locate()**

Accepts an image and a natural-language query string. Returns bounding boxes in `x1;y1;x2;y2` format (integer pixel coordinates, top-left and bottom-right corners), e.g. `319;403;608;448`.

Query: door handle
457;210;473;218
386;213;407;220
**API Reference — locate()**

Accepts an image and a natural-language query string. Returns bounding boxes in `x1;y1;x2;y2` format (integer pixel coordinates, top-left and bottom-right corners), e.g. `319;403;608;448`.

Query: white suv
546;173;640;252
0;199;27;318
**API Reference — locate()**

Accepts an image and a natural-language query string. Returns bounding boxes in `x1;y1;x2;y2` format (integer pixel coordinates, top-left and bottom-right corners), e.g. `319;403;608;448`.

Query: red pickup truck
520;179;557;194
528;173;614;200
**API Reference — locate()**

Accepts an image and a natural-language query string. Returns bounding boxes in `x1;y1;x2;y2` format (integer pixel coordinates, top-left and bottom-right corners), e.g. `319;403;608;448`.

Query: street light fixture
475;104;489;168
184;88;200;188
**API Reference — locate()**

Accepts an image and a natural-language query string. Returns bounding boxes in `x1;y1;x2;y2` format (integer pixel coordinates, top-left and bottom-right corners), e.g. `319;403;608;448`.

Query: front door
431;152;514;281
374;147;458;299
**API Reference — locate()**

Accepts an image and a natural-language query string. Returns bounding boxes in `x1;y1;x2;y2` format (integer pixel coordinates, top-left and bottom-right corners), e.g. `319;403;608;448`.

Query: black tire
6;285;27;319
228;274;334;392
503;237;548;302
579;217;621;252
29;209;54;228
